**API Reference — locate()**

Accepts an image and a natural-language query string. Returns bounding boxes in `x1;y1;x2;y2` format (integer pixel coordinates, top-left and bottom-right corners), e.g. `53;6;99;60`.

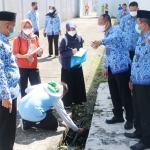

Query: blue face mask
8;25;15;38
135;24;141;34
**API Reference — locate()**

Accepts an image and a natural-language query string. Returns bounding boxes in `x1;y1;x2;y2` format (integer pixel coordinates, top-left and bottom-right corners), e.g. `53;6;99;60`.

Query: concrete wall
96;0;129;17
0;0;91;37
129;0;150;11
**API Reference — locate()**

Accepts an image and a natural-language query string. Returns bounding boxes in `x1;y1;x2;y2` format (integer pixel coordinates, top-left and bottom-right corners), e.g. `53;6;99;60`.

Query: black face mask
34;7;38;10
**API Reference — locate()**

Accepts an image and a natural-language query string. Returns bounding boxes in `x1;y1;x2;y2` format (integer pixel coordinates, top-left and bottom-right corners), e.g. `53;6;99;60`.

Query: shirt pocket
105;46;111;56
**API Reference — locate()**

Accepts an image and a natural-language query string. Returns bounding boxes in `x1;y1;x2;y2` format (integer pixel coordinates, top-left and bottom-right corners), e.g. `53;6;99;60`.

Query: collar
105;26;113;37
31;10;36;13
123;9;127;11
129;15;137;20
0;33;10;45
142;30;150;38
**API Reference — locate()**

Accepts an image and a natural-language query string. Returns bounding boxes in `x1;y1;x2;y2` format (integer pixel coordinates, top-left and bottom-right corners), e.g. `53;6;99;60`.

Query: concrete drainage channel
58;49;106;150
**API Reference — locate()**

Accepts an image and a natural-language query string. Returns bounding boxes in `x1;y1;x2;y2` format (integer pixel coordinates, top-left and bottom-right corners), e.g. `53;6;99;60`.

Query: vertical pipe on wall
66;0;68;20
21;0;24;20
46;0;47;14
2;0;5;10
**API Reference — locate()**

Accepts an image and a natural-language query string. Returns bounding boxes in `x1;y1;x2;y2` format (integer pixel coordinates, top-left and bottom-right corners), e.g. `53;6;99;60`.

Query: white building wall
96;0;129;17
0;0;92;37
129;0;150;11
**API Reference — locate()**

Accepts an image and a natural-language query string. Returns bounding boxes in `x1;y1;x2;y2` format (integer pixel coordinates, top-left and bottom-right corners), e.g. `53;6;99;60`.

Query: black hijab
46;6;58;18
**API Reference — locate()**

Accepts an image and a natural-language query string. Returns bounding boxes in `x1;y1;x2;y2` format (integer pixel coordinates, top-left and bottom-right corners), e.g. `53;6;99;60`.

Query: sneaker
20;119;32;131
64;106;72;109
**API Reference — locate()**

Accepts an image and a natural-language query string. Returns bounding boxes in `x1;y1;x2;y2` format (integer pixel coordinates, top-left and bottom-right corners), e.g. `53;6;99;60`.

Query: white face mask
98;25;106;32
130;11;137;17
68;31;77;37
23;28;33;35
49;10;53;13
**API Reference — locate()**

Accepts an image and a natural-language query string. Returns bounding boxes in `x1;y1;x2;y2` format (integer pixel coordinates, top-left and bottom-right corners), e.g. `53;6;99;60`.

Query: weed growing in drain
60;47;107;149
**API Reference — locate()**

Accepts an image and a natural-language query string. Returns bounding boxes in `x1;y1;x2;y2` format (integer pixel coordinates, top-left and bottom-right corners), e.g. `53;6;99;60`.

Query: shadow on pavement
38;56;58;63
15;111;64;145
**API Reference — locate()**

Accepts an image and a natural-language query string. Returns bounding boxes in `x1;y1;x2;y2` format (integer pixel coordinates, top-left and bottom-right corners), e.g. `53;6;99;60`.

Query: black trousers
108;68;133;121
61;67;87;107
34;31;39;37
0;98;17;150
129;51;135;61
24;110;58;130
105;11;109;15
47;35;59;56
133;85;150;146
19;68;41;97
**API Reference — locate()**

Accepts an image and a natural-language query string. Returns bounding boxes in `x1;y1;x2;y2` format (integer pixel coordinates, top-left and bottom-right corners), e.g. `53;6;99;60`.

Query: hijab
65;21;80;46
19;19;37;65
46;6;58;18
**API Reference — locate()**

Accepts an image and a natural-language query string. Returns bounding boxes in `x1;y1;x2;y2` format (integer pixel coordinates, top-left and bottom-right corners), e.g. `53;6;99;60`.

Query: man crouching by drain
18;81;84;135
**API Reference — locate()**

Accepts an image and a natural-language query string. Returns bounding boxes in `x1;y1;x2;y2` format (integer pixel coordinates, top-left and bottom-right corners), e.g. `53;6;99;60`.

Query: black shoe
130;142;150;150
106;117;124;124
20;119;32;131
124;121;133;130
124;132;142;139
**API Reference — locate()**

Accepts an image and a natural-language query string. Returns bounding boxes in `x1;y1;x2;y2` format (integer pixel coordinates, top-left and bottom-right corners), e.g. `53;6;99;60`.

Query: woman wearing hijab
59;21;87;109
13;19;43;98
43;6;61;58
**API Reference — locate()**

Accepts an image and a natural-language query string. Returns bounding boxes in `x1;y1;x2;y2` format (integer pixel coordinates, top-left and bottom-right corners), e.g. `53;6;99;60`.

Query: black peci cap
137;10;150;20
0;11;16;21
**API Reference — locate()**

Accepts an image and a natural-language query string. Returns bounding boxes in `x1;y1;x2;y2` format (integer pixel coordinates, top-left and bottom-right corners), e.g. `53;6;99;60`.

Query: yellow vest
105;6;109;11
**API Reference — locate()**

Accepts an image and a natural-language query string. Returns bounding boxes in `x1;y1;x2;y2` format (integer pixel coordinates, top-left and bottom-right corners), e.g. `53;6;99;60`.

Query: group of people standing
1;1;150;150
27;2;61;57
101;3;109;15
0;1;86;150
92;1;150;150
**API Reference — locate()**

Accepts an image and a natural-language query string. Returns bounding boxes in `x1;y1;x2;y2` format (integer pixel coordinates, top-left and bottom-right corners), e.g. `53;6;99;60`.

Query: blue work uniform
120;15;140;51
0;33;20;101
26;10;39;32
102;26;133;122
44;14;61;35
118;9;129;23
102;26;130;74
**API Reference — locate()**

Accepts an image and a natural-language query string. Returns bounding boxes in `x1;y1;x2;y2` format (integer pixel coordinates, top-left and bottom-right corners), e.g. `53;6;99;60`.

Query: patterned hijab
19;19;36;54
19;19;37;65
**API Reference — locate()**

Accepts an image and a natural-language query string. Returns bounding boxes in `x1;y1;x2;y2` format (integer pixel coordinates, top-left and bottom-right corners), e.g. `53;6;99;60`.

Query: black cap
137;10;150;20
0;11;16;21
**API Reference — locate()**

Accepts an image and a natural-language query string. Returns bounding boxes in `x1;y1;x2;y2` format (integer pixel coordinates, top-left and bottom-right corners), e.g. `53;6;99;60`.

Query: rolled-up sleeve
54;99;78;131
